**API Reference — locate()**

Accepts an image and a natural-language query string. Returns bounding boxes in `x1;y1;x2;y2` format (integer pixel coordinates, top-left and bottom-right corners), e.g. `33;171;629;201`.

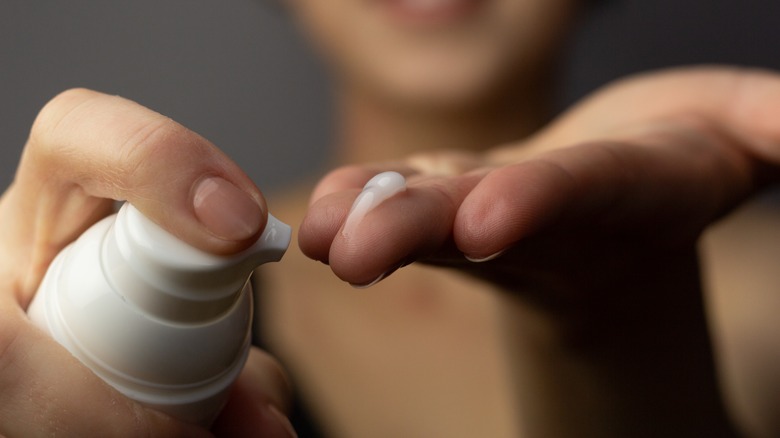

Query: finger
456;130;758;261
309;150;484;206
299;190;359;264
405;149;485;176
308;162;418;206
522;67;780;162
211;348;296;438
304;172;484;286
300;153;485;268
301;163;419;264
0;299;210;437
21;88;266;252
0;186;115;306
6;88;267;300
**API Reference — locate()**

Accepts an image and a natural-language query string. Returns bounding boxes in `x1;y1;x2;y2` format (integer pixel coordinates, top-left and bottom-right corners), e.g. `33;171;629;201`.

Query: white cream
342;171;407;237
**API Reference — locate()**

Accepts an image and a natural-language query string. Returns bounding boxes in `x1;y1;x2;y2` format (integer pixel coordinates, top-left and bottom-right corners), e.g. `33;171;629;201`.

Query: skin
0;89;295;437
288;0;579;162
260;1;581;436
281;1;780;437
4;1;780;437
296;67;780;437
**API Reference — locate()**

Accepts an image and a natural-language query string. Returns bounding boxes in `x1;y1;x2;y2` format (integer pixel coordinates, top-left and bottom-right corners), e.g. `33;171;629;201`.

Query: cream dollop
341;171;407;237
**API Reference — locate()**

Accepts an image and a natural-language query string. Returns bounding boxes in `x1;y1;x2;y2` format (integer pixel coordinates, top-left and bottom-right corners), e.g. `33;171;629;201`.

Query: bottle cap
103;203;291;321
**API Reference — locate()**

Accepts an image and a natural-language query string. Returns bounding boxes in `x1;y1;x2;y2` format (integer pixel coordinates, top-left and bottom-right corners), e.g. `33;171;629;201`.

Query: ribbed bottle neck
99;204;290;323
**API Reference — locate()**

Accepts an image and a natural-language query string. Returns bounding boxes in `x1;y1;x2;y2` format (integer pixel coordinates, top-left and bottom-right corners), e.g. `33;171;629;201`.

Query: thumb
5;88;266;300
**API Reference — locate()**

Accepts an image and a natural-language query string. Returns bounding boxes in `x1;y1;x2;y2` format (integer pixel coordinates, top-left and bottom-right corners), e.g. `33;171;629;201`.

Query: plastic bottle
27;203;291;426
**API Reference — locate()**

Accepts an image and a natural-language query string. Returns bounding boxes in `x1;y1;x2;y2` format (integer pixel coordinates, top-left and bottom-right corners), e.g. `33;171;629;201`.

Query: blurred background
2;0;780;192
3;1;780;436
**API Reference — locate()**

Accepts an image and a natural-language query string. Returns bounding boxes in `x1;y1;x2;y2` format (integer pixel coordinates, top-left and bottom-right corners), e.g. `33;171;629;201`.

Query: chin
382;76;504;113
294;0;575;113
364;49;525;113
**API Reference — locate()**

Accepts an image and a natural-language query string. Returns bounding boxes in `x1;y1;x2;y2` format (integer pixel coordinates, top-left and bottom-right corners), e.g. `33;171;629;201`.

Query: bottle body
27;206;277;426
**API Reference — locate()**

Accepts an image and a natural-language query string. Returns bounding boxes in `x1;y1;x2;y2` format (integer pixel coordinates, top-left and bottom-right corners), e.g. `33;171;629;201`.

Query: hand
0;89;294;437
299;67;780;436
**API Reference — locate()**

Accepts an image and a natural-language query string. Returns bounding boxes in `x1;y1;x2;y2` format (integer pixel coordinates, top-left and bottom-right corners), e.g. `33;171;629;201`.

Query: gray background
2;0;780;193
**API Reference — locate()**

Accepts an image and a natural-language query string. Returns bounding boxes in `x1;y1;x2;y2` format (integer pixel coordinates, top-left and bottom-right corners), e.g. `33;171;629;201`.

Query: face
289;0;580;111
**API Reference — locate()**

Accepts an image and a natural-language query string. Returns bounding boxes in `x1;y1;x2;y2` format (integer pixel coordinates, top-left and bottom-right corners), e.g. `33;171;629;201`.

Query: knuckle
118;117;179;168
21;86;214;204
259;352;294;410
24;88;104;182
29;88;100;150
115;117;203;191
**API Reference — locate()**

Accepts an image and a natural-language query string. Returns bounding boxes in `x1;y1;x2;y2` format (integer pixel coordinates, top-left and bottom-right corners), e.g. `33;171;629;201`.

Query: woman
2;0;779;436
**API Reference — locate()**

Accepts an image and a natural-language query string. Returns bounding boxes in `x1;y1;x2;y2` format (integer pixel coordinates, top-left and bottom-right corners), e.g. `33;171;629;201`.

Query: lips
376;0;484;26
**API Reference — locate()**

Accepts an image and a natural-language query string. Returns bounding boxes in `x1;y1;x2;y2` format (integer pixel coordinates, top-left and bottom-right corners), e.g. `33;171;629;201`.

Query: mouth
376;0;485;26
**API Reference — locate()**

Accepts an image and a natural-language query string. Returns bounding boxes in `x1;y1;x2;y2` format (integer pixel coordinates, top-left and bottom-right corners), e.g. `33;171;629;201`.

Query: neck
334;78;554;164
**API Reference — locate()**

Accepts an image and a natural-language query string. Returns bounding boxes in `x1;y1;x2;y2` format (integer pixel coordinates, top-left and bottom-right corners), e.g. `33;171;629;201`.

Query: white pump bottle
27;203;291;426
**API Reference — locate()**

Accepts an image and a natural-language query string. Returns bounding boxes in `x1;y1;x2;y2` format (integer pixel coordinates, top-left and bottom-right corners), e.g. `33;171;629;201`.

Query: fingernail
350;270;390;289
266;404;298;438
192;176;263;241
350;262;404;289
465;249;506;263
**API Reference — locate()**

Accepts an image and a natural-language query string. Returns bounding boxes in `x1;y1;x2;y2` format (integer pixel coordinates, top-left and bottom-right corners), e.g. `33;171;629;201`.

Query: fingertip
212;349;296;438
308;163;417;206
211;401;297;438
131;184;267;257
243;348;293;413
454;162;572;260
141;408;213;438
298;191;357;264
326;184;449;285
126;147;270;256
308;165;372;206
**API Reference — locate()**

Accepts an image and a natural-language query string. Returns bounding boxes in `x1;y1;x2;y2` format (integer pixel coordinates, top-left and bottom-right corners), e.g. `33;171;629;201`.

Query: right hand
299;67;780;437
0;88;294;437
